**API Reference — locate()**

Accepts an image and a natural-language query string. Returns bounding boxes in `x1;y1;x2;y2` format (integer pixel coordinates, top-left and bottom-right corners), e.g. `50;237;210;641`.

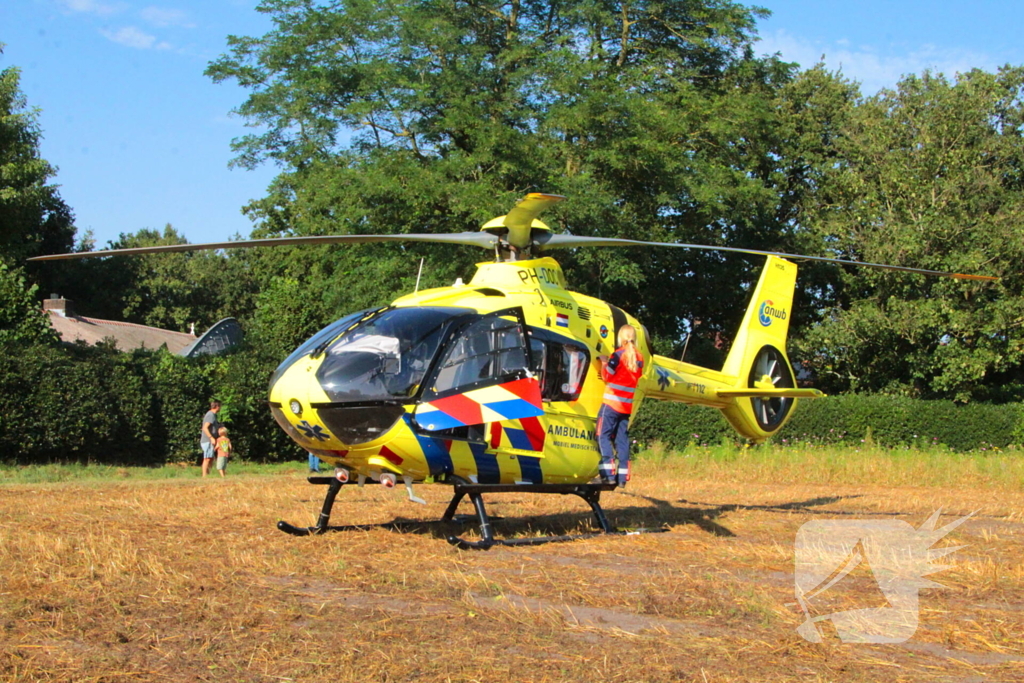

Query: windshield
315;306;470;403
268;309;372;389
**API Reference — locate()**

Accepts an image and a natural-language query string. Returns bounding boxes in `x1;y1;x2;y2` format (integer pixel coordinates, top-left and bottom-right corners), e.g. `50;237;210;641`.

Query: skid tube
276;476;439;537
277;476;668;549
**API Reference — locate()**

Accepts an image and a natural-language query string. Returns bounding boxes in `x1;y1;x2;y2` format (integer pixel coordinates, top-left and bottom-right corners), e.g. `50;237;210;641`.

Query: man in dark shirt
200;400;222;477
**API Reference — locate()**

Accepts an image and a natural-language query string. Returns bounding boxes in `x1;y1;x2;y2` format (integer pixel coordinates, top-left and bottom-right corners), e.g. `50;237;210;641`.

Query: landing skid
277;477;667;549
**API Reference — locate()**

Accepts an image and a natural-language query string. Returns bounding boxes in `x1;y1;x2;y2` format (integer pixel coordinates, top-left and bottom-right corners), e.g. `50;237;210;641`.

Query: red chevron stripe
379;446;404;466
518;416;546;451
499;377;542;406
429;392;483;426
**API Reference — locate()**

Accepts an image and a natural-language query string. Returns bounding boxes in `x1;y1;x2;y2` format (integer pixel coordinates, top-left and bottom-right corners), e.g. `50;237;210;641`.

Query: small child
215;426;233;477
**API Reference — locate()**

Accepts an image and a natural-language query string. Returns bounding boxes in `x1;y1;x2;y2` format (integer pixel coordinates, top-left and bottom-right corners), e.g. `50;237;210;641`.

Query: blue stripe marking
503;427;534;451
485;398;544;420
415;409;466;431
517;456;543;484
404;415;454;476
468;442;501;484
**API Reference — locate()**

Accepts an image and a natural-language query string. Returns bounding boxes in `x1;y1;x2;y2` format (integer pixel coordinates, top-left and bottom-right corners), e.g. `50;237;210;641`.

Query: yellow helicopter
30;194;995;548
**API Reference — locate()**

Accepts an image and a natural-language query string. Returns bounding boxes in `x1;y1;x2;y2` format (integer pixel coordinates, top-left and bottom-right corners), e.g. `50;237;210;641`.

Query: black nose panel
316;404;406;446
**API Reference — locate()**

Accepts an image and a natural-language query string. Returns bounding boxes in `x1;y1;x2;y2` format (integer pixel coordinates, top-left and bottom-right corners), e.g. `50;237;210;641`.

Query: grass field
1;447;1022;682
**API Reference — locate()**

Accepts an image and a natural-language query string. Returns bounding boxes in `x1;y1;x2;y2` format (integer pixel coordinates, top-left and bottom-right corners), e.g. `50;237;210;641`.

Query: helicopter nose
270;398;407;449
267;340;407;449
314;404;407;446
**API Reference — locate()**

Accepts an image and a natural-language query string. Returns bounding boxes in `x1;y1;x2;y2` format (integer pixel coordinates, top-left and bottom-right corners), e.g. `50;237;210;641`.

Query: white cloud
758;29;997;95
60;0;123;16
139;7;195;28
100;25;172;50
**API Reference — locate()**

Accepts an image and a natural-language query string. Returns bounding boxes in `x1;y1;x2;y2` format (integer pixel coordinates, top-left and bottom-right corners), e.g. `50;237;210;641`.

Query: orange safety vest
601;347;644;415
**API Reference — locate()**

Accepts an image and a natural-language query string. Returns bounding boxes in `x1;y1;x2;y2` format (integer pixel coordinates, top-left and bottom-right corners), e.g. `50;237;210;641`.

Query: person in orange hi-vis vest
596;324;643;487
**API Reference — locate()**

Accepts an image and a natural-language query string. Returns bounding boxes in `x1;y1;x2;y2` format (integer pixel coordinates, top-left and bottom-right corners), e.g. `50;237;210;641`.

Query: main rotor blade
503;193;566;231
537;234;997;281
27;232;499;261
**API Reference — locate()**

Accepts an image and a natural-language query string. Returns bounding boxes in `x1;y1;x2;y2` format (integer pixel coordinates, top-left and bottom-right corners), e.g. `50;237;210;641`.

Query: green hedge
780;394;1019;451
0;341;296;465
630;401;739;450
0;342;158;464
3;337;1021;463
632;394;1022;452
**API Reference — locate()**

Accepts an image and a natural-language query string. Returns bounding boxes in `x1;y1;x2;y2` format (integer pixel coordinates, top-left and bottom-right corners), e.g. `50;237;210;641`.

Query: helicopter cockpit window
429;314;530;396
529;335;589;402
315;307;469;403
268;308;372;389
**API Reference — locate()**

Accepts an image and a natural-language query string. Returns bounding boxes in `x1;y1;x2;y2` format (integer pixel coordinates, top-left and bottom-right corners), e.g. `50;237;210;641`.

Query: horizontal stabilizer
717;388;825;399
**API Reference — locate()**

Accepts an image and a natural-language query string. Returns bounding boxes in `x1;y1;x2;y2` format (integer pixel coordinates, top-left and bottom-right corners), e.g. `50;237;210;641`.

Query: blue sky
3;0;1024;250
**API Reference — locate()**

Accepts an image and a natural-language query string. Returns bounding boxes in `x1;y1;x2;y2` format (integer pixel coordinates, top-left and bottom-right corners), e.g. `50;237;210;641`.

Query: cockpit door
414;308;543;432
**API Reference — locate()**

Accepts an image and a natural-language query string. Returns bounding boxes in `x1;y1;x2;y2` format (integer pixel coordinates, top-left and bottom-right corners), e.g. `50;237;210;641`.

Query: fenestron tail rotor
747;345;796;431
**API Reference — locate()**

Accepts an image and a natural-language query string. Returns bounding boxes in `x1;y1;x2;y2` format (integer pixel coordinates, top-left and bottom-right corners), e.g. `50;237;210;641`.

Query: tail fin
721;256;796;377
718;255;806;440
640;255;822;443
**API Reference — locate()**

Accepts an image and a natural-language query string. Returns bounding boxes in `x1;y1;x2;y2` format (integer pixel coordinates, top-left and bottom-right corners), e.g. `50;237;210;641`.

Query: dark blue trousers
597;404;631;484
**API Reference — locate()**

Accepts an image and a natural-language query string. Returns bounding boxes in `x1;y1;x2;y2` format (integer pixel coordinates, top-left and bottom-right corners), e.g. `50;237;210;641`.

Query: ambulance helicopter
29;194;995;548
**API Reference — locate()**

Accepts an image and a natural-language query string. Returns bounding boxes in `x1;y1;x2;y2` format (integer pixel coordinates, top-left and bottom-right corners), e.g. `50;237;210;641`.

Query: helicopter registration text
517;266;565;289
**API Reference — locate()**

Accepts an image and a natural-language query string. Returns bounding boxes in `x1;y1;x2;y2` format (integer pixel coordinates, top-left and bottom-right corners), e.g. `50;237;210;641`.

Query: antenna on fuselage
680;318;700;362
414;258;424;293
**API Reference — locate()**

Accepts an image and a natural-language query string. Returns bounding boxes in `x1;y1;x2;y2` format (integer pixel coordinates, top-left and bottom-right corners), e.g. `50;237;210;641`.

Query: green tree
112;225;228;331
60;225;258;332
0;55;75;274
792;68;1024;401
0;262;59;345
207;0;803;350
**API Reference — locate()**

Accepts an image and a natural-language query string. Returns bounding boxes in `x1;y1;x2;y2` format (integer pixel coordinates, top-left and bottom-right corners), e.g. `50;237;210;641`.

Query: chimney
43;294;74;318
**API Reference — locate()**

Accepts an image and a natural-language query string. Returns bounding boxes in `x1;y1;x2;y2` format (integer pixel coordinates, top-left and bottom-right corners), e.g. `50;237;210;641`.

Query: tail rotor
748;345;796;431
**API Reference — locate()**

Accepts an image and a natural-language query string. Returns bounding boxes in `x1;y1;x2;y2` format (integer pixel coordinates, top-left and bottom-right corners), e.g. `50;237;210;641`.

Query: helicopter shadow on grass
606;492;859;538
308;492;861;543
668;494;960;522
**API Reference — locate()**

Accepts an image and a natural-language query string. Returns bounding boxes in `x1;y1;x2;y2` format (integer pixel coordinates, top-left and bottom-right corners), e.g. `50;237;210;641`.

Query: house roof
47;311;197;354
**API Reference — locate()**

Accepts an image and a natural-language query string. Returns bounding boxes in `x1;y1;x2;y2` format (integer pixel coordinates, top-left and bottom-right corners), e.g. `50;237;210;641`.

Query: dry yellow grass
1;458;1022;682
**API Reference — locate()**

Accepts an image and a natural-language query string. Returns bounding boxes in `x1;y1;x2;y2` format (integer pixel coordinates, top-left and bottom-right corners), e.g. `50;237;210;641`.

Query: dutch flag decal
556;313;569;327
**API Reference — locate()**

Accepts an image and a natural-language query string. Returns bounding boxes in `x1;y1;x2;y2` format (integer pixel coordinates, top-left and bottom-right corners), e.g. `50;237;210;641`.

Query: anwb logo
758;300;787;327
793;510;972;643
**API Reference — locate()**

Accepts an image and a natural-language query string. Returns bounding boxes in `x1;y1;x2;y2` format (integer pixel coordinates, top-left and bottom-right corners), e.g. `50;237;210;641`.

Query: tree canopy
793;67;1024;401
203;1;1015;400
1;0;1021;447
206;0;810;352
0;263;58;346
0;58;75;289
